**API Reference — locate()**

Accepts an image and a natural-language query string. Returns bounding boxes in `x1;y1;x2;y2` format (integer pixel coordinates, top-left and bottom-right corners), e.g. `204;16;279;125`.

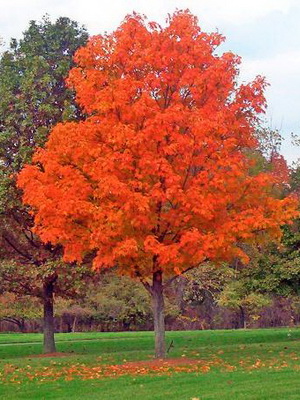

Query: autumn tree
0;16;88;353
18;11;297;358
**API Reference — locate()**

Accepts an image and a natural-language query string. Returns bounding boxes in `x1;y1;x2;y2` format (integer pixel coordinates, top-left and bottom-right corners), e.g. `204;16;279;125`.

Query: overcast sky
1;0;300;163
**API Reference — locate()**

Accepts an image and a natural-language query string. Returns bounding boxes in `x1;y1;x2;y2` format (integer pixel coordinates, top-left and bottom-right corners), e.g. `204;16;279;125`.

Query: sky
1;0;300;164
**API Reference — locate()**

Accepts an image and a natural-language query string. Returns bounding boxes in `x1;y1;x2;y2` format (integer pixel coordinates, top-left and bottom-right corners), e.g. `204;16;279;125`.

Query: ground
0;328;300;399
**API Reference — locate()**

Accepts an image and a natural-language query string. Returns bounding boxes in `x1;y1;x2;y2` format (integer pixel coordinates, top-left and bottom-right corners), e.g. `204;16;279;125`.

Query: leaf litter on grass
1;353;300;385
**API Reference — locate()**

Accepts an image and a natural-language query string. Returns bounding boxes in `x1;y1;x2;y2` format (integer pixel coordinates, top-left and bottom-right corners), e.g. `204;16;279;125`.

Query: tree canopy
18;11;297;272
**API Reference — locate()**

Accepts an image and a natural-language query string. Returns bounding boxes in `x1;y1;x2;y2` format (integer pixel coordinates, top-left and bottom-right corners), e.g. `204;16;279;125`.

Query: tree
217;221;300;329
18;11;297;357
0;16;88;353
0;259;90;343
82;271;153;331
218;276;271;329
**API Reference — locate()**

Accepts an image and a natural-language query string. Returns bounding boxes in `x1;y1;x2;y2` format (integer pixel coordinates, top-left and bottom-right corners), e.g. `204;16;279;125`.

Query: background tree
58;271;154;332
56;270;180;332
164;263;234;331
0;16;88;353
18;11;297;358
217;222;300;329
181;263;234;308
218;276;271;329
216;138;295;329
83;271;153;331
0;259;91;350
0;292;41;332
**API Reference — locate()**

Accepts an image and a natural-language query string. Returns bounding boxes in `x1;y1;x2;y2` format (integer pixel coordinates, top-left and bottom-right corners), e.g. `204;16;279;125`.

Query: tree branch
3;234;33;261
134;267;152;294
1;272;42;297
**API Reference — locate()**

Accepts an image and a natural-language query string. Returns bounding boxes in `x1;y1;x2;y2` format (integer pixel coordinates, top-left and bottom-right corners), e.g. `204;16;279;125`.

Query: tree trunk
152;270;166;358
72;316;77;332
239;306;247;329
19;318;26;333
43;281;56;353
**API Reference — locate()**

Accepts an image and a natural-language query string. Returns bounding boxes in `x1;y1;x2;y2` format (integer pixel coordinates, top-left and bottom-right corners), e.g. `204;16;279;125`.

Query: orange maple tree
18;11;297;357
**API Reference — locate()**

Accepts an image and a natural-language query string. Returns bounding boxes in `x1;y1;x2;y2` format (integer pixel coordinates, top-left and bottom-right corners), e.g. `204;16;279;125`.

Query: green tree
0;16;88;353
218;275;271;328
217;220;300;329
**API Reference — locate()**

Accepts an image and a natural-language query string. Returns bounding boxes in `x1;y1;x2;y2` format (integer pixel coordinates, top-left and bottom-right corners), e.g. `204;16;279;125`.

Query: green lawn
0;328;300;399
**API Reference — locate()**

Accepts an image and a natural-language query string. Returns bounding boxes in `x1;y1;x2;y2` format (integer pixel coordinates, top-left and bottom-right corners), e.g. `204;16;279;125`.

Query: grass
0;328;300;399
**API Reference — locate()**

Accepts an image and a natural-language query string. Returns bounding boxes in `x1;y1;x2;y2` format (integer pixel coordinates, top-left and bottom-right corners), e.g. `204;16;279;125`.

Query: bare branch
3;234;33;261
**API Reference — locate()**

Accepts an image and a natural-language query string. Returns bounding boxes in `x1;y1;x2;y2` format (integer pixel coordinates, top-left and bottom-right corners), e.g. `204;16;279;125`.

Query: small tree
218;279;271;329
0;260;90;349
18;11;297;357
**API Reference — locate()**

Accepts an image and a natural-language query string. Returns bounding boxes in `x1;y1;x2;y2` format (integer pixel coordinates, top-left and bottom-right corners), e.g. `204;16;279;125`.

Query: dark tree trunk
239;306;246;329
152;270;166;358
43;281;56;353
19;318;26;332
66;321;72;333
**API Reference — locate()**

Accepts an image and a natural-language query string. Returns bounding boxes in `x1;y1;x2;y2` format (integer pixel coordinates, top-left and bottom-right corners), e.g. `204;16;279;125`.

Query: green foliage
218;279;270;314
0;16;87;219
87;272;152;327
63;272;153;329
241;220;300;298
217;220;300;325
0;259;92;300
55;271;181;330
0;16;88;175
182;263;234;306
290;166;300;195
0;293;41;321
245;149;272;176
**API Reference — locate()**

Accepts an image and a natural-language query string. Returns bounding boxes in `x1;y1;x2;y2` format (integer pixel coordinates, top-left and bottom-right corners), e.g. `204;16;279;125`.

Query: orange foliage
270;152;290;184
18;11;297;279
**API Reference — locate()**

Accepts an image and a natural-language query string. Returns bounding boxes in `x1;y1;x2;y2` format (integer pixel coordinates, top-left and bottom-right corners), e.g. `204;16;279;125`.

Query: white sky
1;0;300;163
